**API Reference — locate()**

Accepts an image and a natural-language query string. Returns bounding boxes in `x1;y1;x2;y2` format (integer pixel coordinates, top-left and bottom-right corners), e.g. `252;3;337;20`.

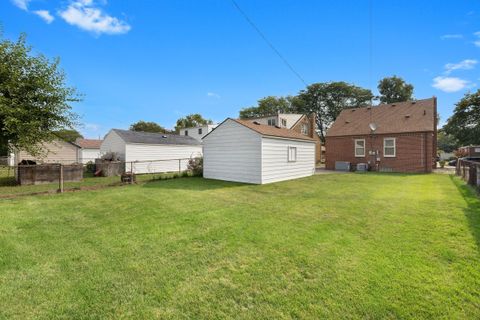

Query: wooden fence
456;159;480;190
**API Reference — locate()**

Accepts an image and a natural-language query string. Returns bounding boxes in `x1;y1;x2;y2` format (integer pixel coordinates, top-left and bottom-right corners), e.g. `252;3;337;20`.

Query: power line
230;0;308;86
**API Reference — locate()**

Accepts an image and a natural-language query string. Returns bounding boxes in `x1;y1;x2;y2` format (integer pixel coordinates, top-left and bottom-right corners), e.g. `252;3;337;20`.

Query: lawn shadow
142;177;247;191
450;175;480;252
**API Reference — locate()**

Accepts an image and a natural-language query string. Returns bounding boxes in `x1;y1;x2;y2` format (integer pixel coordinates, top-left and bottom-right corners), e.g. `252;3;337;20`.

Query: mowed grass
0;174;479;319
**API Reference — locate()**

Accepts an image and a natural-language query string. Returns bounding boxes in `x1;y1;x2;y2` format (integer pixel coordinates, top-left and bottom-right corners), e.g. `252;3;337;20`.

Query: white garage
101;129;202;174
203;118;316;184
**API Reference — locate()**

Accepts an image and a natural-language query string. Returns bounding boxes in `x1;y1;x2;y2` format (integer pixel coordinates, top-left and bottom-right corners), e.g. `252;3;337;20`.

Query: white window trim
354;139;366;157
384;138;396;157
287;146;297;162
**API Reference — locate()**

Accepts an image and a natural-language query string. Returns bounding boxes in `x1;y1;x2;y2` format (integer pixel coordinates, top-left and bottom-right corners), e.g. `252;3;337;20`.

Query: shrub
85;161;95;173
101;152;120;161
439;160;447;168
187;156;203;177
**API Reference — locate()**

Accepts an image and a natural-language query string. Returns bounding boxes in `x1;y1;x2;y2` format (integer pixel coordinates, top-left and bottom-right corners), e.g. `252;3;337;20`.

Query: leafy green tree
0;34;80;156
296;82;373;141
444;90;480;146
239;96;303;119
437;129;458;153
175;114;213;131
377;76;414;104
129;121;171;133
55;129;83;143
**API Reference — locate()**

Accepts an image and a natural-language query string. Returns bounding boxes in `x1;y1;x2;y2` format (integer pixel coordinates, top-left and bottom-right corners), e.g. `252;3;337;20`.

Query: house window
301;123;308;135
185;130;188;136
198;128;202;135
384;138;396;157
281;118;287;127
288;146;297;162
354;139;365;157
267;118;276;126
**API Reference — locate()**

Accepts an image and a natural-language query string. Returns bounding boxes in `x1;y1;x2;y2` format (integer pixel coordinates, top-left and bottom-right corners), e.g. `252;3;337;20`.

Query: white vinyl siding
203;120;262;184
261;137;315;184
354;139;365;157
125;144;202;174
384;138;396;157
100;130;126;160
80;148;101;164
178;124;217;142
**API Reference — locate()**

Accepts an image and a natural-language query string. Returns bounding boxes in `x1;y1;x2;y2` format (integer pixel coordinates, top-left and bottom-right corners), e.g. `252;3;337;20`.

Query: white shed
101;129;202;174
76;139;103;163
203;118;316;184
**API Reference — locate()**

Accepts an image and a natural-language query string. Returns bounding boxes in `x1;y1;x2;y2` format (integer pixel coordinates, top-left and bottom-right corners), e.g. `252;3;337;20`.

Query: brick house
325;98;437;173
246;113;323;163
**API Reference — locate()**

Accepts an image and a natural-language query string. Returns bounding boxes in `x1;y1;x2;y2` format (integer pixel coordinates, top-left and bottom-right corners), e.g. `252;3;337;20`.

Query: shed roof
232;119;315;141
76;139;103;149
111;129;201;146
326;98;436;137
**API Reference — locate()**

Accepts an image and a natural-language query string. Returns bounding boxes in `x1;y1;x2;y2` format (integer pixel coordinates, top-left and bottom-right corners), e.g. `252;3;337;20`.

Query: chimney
309;113;316;138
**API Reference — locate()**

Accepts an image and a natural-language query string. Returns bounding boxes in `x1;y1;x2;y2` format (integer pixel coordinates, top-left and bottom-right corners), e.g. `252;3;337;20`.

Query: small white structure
9;139;81;165
178;124;217;142
101;129;202;174
76;139;103;163
246;113;304;129
203;118;316;184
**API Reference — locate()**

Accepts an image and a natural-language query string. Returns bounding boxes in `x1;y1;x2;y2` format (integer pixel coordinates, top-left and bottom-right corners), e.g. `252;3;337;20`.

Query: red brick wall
291;115;322;164
325;132;435;173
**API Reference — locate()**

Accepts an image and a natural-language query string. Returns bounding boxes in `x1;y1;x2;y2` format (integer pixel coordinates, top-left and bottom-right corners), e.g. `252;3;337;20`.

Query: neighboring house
246;113;323;163
203;118;316;184
100;129;202;174
178;124;218;142
325;98;437;173
76;139;103;163
457;146;480;159
9;139;81;165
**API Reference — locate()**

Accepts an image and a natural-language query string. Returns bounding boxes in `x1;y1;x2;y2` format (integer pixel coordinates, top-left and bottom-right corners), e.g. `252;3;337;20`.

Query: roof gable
76;139;102;149
233;119;315;141
111;129;201;146
326;98;436;137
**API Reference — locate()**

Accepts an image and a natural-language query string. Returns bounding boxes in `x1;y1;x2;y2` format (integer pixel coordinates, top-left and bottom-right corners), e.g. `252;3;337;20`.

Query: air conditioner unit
356;163;368;172
335;161;350;171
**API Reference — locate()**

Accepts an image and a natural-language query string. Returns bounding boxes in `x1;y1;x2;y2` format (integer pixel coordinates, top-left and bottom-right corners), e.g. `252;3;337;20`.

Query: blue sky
2;0;479;138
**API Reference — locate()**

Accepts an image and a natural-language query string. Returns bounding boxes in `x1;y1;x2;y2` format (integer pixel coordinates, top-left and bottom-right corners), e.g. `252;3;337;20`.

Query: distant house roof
111;129;201;145
326;98;436;137
231;119;315;141
76;139;103;149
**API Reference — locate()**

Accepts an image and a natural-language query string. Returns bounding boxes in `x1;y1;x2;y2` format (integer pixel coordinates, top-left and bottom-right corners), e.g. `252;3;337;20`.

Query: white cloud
11;0;30;10
207;92;220;99
440;34;463;40
432;76;474;93
33;10;54;24
474;31;480;47
85;123;100;131
59;1;131;35
444;59;477;74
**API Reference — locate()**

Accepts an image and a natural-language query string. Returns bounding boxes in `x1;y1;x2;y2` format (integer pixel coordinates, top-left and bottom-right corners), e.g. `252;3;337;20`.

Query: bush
187;156;203;177
101;152;120;161
439;160;447;168
85;161;95;173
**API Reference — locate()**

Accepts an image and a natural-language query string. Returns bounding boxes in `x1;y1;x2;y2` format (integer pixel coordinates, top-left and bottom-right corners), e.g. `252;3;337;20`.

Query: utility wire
230;0;308;86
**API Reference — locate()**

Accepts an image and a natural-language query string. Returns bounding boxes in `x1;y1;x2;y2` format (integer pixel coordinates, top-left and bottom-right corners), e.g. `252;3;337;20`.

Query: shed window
185;130;188;136
267;119;276;126
198;128;202;135
354;139;365;157
288;146;297;162
384;138;396;157
301;123;308;135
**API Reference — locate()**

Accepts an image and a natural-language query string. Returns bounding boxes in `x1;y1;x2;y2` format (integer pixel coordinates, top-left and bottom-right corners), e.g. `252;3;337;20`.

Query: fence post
59;164;64;193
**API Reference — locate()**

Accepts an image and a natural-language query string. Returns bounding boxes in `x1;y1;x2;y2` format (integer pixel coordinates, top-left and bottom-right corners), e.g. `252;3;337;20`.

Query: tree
444;90;480;146
296;82;373;141
175;114;213;131
55;129;83;143
377;76;414;104
239;96;302;119
0;34;80;156
437;129;458;153
129;121;171;133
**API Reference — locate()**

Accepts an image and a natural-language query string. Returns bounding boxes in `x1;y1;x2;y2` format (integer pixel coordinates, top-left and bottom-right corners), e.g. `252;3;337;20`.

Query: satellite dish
369;123;377;132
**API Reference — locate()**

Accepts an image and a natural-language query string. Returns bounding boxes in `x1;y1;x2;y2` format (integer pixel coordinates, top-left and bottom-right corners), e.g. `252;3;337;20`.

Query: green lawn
1;174;479;319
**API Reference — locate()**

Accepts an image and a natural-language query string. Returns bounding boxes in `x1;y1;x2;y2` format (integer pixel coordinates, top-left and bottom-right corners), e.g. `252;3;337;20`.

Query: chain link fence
0;158;199;198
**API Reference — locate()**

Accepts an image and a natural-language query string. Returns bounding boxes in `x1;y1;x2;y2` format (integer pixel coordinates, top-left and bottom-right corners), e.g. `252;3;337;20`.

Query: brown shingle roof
326;98;436;137
232;119;315;141
76;139;103;149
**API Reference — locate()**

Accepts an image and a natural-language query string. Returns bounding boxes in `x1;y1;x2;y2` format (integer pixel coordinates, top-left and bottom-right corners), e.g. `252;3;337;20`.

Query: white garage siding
100;131;126;160
261;137;315;184
125;144;203;174
203;120;262;184
80;149;102;163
